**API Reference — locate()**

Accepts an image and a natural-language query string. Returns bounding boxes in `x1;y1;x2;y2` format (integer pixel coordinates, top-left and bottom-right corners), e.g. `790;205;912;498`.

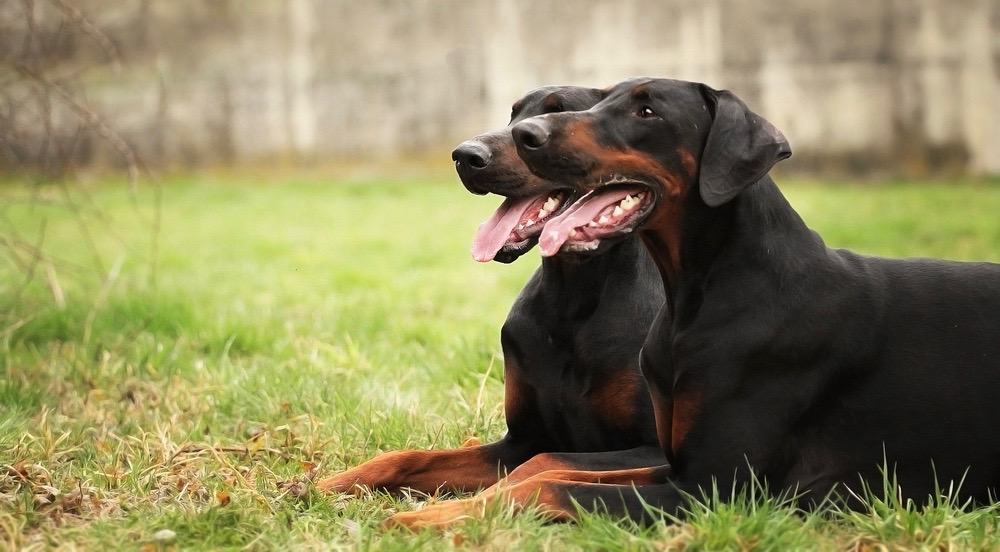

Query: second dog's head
452;86;605;263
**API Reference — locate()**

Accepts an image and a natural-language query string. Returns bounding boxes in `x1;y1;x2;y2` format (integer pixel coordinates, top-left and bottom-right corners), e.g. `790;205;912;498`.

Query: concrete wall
4;0;999;174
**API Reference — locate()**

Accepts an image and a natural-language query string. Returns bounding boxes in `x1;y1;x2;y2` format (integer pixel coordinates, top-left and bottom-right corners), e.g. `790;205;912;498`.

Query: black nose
452;141;492;170
512;120;550;150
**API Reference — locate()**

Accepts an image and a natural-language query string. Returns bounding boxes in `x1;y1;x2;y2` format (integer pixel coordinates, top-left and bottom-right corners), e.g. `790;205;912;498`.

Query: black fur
509;78;1000;521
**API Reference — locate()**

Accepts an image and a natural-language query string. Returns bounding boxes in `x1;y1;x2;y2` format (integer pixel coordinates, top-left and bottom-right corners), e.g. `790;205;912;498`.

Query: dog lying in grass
318;86;667;498
386;77;1000;529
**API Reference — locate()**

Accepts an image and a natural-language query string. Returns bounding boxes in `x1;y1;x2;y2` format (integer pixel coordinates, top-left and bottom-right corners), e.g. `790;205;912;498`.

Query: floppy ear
698;88;791;207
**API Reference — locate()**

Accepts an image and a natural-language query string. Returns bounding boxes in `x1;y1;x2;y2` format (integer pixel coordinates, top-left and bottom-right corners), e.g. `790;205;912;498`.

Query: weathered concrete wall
3;0;999;174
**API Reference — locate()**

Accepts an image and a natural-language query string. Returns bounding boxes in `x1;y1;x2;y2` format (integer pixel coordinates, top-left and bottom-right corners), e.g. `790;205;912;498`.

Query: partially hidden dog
386;77;1000;529
318;86;667;497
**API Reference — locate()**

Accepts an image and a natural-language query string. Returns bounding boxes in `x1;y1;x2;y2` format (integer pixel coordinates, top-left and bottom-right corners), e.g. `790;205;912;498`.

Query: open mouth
538;182;655;256
471;191;570;262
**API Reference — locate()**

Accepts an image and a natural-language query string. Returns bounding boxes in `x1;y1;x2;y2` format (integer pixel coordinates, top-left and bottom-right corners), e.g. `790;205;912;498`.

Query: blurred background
2;2;1000;548
2;0;998;177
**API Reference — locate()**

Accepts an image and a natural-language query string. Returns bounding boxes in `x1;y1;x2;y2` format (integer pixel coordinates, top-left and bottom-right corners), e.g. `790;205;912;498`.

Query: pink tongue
539;188;636;256
471;195;538;262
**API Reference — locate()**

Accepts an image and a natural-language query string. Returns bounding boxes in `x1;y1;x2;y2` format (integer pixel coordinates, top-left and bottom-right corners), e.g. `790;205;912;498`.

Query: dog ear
697;88;791;207
583;87;608;107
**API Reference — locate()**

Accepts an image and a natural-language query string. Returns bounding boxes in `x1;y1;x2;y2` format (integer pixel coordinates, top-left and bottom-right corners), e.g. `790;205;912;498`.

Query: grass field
2;173;1000;550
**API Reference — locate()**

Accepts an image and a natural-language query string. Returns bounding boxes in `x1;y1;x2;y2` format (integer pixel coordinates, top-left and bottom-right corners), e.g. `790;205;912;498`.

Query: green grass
1;173;999;550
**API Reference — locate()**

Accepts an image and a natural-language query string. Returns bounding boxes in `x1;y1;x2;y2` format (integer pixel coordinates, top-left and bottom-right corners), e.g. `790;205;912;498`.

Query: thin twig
9;218;46;304
82;255;124;346
148;176;161;288
12;63;142;193
0;232;92;275
19;0;37;63
3;0;161;309
0;315;36;348
46;0;123;71
44;259;65;309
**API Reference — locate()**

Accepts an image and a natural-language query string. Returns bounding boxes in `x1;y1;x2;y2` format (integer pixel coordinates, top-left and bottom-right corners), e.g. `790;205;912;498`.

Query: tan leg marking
383;465;669;530
316;445;500;495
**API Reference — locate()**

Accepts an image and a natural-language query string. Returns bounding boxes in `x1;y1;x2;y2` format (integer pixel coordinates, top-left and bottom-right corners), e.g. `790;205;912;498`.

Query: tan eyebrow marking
631;84;651;101
542;93;563;111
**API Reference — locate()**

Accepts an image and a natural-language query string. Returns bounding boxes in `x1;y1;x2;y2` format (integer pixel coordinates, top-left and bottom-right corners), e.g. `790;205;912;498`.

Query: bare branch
46;0;123;70
82;255;124;345
2;0;162;311
19;0;37;63
13;62;142;192
44;259;65;309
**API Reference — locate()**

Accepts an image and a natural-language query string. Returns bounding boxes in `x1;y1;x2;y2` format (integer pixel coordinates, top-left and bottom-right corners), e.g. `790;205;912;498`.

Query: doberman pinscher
317;86;667;497
386;78;1000;528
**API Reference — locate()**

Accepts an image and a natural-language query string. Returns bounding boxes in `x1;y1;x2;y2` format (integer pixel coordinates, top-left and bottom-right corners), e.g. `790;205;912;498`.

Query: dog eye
637;106;656;119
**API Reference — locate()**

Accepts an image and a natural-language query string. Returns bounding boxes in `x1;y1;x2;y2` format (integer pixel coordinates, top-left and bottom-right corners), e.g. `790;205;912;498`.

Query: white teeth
532;197;559;223
598;215;610;225
612;206;624;217
620;194;640;211
526;219;535;226
569;229;579;237
624;198;634;208
588;221;599;227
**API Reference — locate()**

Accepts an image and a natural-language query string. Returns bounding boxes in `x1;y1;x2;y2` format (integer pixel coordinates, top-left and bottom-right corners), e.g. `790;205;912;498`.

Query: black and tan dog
318;86;667;496
386;78;1000;528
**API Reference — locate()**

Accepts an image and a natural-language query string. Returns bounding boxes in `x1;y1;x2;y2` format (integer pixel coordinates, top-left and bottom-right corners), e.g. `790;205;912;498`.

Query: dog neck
722;177;825;273
536;236;649;316
641;176;823;324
